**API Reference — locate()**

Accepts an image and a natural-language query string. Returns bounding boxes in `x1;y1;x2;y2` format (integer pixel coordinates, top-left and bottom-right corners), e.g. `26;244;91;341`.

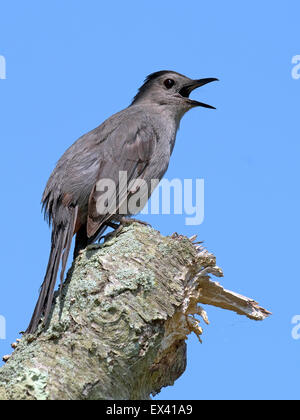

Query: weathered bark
0;224;270;400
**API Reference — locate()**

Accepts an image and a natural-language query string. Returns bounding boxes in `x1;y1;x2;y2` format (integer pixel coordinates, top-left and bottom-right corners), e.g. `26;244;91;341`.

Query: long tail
26;205;78;334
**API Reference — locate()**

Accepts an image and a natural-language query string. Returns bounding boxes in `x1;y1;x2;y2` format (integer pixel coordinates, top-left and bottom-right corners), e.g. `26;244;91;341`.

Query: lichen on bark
0;224;270;400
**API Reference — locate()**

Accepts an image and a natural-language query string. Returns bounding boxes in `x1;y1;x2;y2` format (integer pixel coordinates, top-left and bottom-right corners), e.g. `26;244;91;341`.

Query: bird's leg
101;218;149;243
100;221;123;243
105;221;120;230
118;216;149;227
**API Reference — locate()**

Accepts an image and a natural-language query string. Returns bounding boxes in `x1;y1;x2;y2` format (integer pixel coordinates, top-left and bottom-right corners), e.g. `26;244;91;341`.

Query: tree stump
0;224;270;400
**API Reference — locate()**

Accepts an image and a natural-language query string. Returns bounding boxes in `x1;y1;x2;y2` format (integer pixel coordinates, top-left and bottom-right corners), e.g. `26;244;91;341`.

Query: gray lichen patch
0;337;49;400
19;368;49;400
104;267;156;297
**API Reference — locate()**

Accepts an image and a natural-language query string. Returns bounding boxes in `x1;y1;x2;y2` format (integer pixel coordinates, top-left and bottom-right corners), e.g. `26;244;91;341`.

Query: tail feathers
26;205;78;334
60;205;78;291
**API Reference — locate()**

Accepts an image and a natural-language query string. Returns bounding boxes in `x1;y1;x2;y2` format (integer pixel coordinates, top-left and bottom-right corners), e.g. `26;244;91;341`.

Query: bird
26;70;218;334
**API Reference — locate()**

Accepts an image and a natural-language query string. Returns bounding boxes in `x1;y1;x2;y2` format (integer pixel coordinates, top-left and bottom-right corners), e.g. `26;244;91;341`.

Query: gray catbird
26;70;217;334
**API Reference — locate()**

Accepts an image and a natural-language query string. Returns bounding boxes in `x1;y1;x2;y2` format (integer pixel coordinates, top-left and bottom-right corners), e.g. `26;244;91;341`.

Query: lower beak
182;77;219;109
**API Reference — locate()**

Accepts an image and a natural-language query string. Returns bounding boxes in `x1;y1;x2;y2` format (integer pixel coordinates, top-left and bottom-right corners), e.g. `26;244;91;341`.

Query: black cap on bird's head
131;70;218;109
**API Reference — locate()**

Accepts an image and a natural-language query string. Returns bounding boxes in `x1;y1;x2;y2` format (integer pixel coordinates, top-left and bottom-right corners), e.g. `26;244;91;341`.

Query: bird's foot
101;218;149;243
119;217;150;227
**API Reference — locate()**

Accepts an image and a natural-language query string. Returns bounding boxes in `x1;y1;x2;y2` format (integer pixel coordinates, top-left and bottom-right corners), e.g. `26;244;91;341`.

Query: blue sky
0;1;299;400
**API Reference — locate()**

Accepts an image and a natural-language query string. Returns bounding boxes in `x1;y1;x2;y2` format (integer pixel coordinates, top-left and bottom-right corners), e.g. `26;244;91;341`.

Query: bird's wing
87;119;157;237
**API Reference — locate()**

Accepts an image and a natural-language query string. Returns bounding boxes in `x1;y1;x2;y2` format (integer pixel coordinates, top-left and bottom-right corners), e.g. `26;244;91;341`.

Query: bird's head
131;70;218;114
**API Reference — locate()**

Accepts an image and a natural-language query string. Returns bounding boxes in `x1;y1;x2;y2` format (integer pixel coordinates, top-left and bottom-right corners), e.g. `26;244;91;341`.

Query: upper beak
180;77;219;109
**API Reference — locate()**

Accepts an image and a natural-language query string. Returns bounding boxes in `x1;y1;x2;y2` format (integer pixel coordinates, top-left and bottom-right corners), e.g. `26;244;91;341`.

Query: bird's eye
164;79;175;89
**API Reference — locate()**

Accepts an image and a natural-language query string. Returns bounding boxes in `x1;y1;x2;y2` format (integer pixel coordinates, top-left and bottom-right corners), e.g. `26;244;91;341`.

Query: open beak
179;77;219;109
